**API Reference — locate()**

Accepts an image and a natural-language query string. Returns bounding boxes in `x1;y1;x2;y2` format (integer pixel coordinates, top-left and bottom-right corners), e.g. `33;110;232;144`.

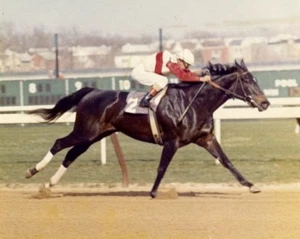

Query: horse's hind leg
25;131;87;179
43;141;93;189
42;130;116;189
195;134;260;193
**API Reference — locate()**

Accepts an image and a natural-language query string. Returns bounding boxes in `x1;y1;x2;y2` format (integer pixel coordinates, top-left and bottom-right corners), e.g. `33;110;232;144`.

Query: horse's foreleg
195;135;260;193
150;140;178;198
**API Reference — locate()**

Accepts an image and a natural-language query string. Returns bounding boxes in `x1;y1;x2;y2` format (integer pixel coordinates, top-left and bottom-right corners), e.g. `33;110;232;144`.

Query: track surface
1;185;300;239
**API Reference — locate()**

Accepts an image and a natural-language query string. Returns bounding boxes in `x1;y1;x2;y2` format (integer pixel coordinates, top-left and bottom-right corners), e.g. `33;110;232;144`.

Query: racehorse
25;60;270;198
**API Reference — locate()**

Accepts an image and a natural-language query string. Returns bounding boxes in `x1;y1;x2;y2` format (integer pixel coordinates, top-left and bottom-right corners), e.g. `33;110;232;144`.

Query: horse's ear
240;59;247;70
222;64;228;71
234;59;240;67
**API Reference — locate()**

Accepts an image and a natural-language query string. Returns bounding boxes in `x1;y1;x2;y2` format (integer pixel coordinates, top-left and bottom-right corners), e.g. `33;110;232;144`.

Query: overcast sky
1;0;300;37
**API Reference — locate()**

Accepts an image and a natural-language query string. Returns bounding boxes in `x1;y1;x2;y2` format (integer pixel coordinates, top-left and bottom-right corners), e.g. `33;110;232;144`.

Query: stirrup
139;98;150;108
139;92;153;108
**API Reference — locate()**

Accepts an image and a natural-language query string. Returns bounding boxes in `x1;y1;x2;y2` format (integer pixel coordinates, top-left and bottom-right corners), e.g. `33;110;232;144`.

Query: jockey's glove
200;67;211;76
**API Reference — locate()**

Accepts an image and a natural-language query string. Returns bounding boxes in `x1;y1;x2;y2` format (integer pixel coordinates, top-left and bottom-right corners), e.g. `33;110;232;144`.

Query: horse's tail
27;87;95;123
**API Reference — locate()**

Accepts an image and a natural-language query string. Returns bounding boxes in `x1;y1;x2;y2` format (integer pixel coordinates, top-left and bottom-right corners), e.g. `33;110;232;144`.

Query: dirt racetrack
1;183;300;239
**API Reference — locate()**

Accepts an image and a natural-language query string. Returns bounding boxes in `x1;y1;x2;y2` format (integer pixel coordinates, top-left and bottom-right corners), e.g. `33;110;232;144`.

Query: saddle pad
124;87;167;114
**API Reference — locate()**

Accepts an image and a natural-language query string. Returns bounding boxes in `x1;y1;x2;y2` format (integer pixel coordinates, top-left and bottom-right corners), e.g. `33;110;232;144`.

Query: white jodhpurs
131;64;168;91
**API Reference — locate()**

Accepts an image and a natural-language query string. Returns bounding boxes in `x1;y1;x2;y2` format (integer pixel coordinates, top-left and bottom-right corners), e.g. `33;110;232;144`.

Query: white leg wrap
36;151;53;171
50;165;67;186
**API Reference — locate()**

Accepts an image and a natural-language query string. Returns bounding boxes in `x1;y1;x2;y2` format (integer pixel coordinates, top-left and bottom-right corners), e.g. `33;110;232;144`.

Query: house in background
114;40;204;68
1;49;22;71
201;38;228;64
18;52;32;71
71;45;112;69
0;49;36;72
31;51;56;70
3;34;300;73
226;38;244;63
225;37;268;64
114;43;158;68
264;34;297;63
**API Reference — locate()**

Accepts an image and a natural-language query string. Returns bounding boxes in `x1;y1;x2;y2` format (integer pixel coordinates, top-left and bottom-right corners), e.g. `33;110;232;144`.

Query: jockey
131;49;211;108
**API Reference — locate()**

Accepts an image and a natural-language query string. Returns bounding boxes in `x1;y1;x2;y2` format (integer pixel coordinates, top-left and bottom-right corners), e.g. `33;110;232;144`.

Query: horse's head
208;60;270;111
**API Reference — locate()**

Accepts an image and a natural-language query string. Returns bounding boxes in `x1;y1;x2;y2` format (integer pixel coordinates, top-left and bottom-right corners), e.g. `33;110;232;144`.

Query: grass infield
0;119;299;186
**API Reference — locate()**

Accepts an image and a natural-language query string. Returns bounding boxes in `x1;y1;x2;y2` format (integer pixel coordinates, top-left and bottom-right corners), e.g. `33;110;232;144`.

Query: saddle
124;87;167;145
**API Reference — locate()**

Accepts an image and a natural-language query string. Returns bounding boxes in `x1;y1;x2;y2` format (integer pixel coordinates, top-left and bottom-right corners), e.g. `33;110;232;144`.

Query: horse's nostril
261;101;270;109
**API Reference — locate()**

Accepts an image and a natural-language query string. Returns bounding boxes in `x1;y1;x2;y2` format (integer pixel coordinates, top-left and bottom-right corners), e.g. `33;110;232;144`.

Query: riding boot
139;88;158;108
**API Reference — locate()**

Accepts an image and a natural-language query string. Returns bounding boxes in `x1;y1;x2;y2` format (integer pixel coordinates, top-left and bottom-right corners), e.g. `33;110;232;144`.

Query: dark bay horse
26;60;270;198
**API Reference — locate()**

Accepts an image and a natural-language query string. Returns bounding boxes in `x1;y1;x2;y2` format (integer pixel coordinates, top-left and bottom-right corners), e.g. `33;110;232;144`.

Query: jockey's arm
166;61;210;82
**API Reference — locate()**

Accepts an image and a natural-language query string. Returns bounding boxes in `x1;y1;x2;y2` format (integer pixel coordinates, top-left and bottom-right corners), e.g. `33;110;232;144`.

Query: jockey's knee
153;78;168;91
153;83;163;92
130;67;140;80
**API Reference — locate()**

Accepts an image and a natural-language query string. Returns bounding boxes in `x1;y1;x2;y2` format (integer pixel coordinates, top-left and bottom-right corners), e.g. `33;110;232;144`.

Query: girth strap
148;109;163;145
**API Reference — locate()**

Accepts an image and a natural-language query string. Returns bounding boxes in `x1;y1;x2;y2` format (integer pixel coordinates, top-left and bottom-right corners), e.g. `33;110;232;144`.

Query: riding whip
177;82;206;125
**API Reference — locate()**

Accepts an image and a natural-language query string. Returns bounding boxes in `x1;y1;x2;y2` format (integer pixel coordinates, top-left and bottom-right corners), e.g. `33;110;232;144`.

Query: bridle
209;71;253;104
177;71;255;125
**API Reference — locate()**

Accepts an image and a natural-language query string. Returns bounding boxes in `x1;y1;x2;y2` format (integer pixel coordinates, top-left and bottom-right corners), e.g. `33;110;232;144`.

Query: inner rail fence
1;97;300;145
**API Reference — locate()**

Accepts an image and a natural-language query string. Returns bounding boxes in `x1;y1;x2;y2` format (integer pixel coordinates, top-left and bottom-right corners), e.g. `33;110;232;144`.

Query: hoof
150;191;157;198
25;169;32;179
249;185;261;193
25;168;38;179
31;183;52;199
25;168;35;179
38;183;52;198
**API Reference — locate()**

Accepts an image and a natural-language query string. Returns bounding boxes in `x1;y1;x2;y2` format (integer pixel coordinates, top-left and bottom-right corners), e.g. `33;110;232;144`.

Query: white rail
1;97;300;145
213;97;300;143
0;105;107;164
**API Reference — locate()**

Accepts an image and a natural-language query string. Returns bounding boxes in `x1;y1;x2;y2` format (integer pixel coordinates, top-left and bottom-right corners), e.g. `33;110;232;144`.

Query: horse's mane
206;62;238;75
168;62;238;89
167;60;248;89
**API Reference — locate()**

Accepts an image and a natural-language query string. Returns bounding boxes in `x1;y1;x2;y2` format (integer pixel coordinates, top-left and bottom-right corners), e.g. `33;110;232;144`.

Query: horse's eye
243;77;250;83
243;75;256;83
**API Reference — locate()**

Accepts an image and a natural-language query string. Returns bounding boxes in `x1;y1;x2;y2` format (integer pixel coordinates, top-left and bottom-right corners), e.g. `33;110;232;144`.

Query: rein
177;71;250;125
177;82;206;125
209;72;250;102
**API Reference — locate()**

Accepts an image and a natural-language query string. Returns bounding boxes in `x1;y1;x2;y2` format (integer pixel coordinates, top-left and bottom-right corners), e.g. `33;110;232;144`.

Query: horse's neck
211;73;236;105
168;80;233;113
194;75;234;112
202;89;229;113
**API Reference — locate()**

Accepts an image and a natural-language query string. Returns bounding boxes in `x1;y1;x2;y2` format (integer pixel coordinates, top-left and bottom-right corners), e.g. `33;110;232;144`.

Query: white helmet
176;49;195;66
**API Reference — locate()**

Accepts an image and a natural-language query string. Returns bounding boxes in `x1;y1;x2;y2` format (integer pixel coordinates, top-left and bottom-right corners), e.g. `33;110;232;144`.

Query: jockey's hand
200;75;211;82
201;67;211;76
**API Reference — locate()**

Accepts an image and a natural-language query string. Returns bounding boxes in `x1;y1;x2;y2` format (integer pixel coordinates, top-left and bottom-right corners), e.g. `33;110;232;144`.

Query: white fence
0;105;75;124
1;97;300;145
214;97;300;143
0;105;107;164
